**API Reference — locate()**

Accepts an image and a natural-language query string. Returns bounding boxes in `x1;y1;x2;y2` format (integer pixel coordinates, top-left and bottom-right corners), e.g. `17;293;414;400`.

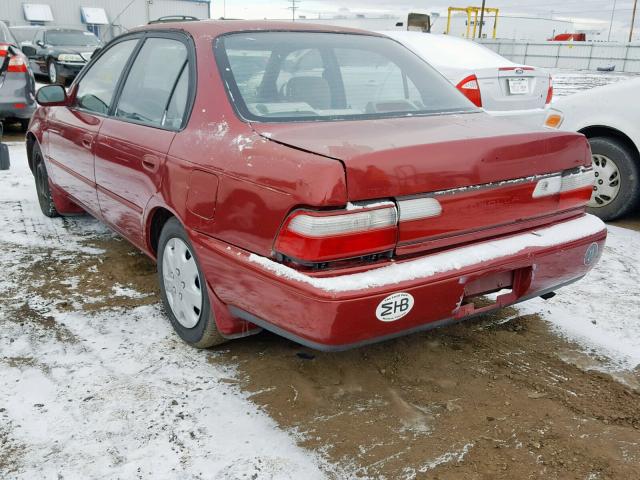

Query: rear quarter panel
152;31;348;258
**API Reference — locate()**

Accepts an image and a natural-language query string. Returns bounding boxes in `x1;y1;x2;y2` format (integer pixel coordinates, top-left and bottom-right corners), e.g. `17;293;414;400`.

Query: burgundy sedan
27;21;606;350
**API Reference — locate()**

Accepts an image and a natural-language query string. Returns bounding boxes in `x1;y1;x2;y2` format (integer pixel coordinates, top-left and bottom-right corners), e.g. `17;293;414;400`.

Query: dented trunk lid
251;112;591;251
251;113;589;199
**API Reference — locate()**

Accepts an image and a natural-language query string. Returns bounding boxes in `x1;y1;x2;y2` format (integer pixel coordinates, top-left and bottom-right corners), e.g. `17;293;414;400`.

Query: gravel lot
1;71;640;479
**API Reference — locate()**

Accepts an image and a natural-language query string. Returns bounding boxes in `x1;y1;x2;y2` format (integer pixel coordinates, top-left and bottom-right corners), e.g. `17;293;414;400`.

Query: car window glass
334;48;423;113
46;30;100;47
163;65;189;129
115;38;188;128
34;30;44;44
75;39;137;115
218;32;474;122
274;49;325;104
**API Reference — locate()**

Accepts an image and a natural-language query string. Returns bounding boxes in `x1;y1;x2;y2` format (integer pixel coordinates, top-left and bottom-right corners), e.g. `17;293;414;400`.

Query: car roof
132;19;382;38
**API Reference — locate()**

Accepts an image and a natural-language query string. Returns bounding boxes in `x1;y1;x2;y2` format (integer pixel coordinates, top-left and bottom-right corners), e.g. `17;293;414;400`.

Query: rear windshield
46;30;101;46
215;31;476;122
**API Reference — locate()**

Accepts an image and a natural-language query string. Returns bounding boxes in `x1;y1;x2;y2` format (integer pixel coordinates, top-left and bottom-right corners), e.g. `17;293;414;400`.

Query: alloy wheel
48;62;57;84
589;154;621;208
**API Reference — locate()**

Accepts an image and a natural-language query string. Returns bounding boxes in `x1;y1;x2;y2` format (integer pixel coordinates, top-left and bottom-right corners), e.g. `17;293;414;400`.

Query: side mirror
36;85;68;106
21;45;37;57
36;40;45;48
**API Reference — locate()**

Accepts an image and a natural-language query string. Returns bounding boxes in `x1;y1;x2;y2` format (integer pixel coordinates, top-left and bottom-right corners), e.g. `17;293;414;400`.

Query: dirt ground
3;214;639;479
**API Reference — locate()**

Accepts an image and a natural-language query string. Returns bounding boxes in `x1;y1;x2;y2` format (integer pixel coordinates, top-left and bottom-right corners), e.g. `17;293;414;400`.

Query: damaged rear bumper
192;214;607;350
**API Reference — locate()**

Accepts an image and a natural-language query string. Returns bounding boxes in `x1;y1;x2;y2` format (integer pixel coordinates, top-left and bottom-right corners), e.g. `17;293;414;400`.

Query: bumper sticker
376;292;414;322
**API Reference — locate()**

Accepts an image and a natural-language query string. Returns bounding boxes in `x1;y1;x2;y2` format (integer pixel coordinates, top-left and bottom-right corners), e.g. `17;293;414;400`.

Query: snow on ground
519;223;640;371
2;68;640;477
0;144;335;479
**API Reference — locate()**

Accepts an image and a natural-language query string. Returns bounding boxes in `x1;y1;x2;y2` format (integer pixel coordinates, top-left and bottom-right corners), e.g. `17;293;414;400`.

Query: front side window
75;39;137;115
216;32;475;122
115;37;189;128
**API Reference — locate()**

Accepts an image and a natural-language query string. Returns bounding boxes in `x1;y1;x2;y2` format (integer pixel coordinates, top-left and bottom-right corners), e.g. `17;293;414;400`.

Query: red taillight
456;74;482;107
275;203;398;263
532;167;594;208
0;44;28;72
545;76;553;104
8;55;28;73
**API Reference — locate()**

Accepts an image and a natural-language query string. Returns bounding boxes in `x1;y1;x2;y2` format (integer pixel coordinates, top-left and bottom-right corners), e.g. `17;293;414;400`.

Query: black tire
32;144;59;218
587;136;640;221
157;217;226;348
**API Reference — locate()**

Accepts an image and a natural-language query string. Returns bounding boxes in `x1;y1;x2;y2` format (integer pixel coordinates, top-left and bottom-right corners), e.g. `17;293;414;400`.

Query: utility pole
477;0;486;39
288;0;300;21
630;0;638;42
608;0;617;42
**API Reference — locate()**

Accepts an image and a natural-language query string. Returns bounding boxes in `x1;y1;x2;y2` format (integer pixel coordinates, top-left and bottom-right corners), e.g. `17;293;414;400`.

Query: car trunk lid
252;113;592;254
475;66;550;111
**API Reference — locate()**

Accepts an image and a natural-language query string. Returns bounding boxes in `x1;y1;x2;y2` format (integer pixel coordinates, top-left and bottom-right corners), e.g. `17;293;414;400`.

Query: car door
30;29;46;74
45;37;139;214
94;33;193;250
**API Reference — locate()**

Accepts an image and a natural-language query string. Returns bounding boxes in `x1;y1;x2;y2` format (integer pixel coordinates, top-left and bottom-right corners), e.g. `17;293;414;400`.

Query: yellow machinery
445;6;499;39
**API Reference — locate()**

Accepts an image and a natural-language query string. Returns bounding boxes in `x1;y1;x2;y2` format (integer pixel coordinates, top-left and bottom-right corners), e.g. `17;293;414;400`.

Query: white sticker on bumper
376;292;414;322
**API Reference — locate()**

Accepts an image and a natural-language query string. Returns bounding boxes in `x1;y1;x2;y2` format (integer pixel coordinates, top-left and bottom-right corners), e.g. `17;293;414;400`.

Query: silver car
0;21;36;130
381;31;552;125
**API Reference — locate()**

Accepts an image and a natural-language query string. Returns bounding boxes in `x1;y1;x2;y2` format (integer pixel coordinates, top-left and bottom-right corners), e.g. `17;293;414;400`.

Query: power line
630;0;638;41
288;0;300;21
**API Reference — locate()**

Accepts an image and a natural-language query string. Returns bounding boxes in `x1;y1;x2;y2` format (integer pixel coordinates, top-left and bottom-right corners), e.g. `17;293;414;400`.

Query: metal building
0;0;210;41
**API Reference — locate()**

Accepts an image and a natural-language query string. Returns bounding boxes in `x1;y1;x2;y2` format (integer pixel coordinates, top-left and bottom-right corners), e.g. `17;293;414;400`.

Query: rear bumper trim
229;276;584;352
248;214;605;294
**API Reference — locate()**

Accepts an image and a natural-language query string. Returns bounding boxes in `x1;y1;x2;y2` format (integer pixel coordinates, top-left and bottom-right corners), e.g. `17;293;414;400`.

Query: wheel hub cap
589;154;621;208
162;237;203;329
49;63;56;83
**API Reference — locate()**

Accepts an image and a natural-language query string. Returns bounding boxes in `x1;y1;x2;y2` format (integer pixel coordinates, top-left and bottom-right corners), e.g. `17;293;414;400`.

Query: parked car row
4;18;637;219
1;20;101;132
4;18;637;351
28;21;606;351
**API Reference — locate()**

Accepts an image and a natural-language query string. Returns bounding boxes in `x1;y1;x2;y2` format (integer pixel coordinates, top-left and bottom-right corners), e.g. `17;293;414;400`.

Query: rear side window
115;37;189;129
75;39;137;114
216;32;475;123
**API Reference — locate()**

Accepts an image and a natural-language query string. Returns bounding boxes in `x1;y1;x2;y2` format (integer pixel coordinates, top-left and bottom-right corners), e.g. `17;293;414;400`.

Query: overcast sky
211;1;636;29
